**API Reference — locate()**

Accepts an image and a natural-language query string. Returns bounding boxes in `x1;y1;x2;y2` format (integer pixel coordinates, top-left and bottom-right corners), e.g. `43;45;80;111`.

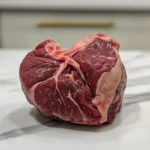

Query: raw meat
19;33;127;125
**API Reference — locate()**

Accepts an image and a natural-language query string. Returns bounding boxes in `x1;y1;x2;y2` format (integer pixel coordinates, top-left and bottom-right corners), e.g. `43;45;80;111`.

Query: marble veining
0;50;150;150
0;121;63;140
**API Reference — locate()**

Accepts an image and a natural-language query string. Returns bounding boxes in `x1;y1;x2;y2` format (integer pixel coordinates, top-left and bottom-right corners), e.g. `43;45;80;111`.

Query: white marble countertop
0;49;150;150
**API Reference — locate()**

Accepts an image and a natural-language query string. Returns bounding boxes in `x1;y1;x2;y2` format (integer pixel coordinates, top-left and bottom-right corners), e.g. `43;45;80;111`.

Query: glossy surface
0;49;150;149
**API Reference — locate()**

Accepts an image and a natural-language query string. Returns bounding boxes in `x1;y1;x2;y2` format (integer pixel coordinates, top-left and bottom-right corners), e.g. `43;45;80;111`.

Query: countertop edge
1;5;150;13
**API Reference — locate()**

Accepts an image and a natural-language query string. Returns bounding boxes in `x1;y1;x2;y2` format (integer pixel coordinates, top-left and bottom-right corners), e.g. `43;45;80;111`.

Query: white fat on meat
66;90;87;122
44;33;118;83
92;52;122;124
28;62;68;106
53;112;70;121
65;71;76;84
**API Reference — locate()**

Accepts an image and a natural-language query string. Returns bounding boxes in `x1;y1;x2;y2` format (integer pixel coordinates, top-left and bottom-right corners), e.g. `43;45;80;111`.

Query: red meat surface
19;33;127;125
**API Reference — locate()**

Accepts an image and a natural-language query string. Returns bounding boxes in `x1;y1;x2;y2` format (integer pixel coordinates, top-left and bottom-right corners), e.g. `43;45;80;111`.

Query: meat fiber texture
19;33;127;125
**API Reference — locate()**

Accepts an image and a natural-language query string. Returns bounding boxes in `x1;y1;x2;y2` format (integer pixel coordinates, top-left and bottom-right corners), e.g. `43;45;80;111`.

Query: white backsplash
0;0;150;9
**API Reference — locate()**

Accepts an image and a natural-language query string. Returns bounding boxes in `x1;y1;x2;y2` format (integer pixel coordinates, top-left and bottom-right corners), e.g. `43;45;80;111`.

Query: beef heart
19;33;127;125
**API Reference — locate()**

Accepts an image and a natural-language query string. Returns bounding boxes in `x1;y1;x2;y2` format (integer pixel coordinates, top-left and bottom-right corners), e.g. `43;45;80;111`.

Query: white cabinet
1;12;150;50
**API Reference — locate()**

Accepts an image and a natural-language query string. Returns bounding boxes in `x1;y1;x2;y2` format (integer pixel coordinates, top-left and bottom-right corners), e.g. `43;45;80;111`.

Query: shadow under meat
30;102;140;133
0;101;140;140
